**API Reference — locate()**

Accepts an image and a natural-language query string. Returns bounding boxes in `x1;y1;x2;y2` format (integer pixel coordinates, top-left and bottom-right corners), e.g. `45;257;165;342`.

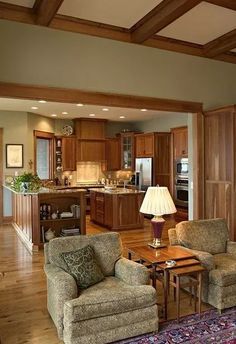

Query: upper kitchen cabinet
154;133;171;189
120;132;135;170
105;137;121;171
74;118;106;162
171;126;188;159
135;133;154;157
62;136;76;171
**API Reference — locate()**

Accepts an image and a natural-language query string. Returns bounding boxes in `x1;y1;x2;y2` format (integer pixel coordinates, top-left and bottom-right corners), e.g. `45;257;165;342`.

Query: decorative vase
45;228;55;241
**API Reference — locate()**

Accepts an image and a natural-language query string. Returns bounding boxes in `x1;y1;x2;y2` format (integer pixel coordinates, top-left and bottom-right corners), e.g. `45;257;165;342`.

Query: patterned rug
116;307;236;344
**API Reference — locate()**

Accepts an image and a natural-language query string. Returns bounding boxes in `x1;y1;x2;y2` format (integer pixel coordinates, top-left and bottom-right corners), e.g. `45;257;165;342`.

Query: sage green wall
0;21;236;109
134;113;188;132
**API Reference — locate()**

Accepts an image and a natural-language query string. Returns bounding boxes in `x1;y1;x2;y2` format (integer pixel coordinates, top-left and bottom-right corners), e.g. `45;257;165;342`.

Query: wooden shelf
40;217;80;223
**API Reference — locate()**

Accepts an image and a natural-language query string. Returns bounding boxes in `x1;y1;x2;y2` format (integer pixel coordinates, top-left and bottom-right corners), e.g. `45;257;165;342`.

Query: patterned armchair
44;232;158;344
168;218;236;312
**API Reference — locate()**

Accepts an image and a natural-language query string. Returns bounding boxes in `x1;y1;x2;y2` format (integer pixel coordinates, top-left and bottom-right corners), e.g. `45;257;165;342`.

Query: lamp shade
140;186;177;216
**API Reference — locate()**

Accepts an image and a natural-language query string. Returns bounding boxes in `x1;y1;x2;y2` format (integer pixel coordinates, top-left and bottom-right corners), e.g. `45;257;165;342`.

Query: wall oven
174;159;189;207
174;183;188;207
175;158;188;177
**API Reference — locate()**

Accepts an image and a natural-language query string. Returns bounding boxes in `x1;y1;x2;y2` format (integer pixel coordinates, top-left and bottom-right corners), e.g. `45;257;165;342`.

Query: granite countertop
89;187;144;195
3;185;86;195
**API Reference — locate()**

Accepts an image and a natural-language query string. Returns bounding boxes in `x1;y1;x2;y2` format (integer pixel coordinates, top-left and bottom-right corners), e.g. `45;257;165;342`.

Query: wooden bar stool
169;265;205;322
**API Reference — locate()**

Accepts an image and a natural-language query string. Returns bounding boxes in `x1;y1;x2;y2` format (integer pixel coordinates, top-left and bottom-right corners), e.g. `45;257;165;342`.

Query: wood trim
0;82;203;113
192;113;204;219
0;1;35;24
131;0;202;43
33;130;54;179
204;29;236;57
3;216;13;224
205;0;236;11
35;0;64;26
204;105;236;115
0;128;2;225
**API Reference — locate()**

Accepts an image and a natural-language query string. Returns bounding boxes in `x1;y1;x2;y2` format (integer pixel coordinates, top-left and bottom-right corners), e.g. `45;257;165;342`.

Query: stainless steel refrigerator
135;158;153;190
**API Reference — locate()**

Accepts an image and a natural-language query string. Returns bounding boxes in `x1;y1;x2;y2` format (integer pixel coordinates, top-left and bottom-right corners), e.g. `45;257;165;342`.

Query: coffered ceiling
0;0;236;64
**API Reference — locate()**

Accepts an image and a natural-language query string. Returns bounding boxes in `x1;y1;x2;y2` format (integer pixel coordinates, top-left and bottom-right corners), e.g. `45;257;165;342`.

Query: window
34;131;54;180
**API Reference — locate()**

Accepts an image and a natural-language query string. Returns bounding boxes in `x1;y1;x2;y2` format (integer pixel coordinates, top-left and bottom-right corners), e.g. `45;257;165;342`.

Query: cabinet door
143;133;154;157
77;141;105;161
172;127;188;159
135;136;145;157
154;133;171;189
105;137;120;170
62;137;76;171
120;133;134;170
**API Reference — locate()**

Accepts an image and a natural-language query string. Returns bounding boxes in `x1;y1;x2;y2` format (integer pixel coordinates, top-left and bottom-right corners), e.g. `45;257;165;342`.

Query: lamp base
149;216;166;249
148;240;167;249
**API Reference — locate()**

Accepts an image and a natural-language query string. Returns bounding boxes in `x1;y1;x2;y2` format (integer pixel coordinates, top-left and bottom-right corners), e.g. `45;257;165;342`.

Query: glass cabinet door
121;133;134;170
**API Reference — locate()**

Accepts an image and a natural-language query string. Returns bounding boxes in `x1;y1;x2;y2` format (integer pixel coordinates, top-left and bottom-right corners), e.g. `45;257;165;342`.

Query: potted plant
12;172;42;193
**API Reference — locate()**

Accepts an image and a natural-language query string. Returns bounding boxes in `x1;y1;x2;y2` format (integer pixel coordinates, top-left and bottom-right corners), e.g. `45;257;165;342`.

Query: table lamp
140;186;177;248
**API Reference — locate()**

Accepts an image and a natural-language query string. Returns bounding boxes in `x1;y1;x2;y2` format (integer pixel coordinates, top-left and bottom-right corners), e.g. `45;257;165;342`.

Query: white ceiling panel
0;98;182;122
2;0;35;7
58;0;162;28
158;2;236;45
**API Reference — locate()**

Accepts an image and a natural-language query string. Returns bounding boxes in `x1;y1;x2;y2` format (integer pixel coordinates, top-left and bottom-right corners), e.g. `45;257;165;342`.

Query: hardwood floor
0;214;210;344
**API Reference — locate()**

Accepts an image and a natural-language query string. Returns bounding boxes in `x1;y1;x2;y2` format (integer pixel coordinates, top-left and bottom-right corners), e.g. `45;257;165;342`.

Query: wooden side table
169;265;205;322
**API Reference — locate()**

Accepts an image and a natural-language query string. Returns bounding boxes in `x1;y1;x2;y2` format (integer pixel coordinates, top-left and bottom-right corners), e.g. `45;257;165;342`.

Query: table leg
163;269;169;320
176;276;180;323
198;272;202;316
152;264;156;289
128;252;131;260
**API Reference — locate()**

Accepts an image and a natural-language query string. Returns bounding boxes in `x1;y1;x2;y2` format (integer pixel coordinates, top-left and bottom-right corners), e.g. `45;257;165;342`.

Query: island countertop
89;188;144;195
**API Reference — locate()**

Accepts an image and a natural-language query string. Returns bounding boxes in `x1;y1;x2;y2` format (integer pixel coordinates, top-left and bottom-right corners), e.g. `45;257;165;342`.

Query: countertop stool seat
169;265;205;322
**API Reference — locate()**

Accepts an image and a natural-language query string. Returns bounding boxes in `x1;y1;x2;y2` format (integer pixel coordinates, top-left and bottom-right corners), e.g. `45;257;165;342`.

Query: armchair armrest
168;228;179;246
44;264;77;338
226;241;236;256
115;257;150;285
177;246;215;271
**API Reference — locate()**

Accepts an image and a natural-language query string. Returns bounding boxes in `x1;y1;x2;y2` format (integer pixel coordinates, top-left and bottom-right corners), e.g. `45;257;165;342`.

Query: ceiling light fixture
77;103;84;107
51;114;57;117
89;114;95;117
141;109;147;112
119;116;125;119
31;106;38;110
62;112;68;115
102;108;109;111
39;100;46;103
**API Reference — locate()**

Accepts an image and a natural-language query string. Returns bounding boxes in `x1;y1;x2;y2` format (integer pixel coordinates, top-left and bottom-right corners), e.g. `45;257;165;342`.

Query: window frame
34;130;54;180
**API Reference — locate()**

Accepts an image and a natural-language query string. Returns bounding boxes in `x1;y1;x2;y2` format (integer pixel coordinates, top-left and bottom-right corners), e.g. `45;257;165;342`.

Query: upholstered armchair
44;232;158;344
168;218;236;312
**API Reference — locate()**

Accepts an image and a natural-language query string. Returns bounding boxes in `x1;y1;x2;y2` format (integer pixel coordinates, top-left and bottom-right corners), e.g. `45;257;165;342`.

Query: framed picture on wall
6;144;24;168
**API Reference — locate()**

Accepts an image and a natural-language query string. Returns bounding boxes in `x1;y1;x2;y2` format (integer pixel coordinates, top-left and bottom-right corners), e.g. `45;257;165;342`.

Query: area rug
116;307;236;344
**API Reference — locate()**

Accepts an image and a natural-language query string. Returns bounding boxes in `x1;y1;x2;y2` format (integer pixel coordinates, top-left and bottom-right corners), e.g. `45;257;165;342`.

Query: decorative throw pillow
60;245;104;289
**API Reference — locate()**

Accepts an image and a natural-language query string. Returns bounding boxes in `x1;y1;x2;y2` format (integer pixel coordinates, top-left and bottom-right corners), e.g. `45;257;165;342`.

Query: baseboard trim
3;216;13;224
12;222;35;254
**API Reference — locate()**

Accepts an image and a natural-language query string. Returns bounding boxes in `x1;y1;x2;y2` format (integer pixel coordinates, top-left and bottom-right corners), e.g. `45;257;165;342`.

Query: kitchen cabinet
105;137;121;170
135;133;154;157
172;127;188;159
77;140;105;162
120;132;135;170
90;189;144;230
62;136;76;171
154;133;171;190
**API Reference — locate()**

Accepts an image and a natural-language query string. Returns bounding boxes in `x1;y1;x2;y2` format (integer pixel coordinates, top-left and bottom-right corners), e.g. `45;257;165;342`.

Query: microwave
175;158;188;176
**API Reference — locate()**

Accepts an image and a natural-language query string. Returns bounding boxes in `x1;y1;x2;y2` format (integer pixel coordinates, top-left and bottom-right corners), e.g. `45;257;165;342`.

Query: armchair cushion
64;276;157;322
174;246;215;271
176;218;228;254
226;241;236;256
60;245;104;289
115;258;150;285
210;253;236;287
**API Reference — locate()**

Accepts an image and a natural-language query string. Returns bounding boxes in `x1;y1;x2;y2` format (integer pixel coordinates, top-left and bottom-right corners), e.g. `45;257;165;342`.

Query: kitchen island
5;186;86;252
90;188;145;231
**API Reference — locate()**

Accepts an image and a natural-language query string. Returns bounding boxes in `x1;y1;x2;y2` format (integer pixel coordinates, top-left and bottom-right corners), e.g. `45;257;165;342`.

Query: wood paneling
62;136;76;171
135;133;154;157
74;118;106;140
131;0;201;43
0;82;203;113
204;106;236;240
105;137;121;171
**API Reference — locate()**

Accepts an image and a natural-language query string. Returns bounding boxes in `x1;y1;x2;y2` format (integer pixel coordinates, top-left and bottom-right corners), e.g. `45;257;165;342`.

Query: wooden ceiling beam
204;28;236;57
0;1;35;24
131;0;202;44
205;0;236;11
35;0;64;26
0;82;203;113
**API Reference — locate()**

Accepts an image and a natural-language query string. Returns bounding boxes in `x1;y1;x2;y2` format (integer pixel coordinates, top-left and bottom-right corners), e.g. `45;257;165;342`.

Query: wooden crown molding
34;0;64;26
131;0;202;44
205;0;236;11
204;28;236;57
0;81;203;113
0;1;235;64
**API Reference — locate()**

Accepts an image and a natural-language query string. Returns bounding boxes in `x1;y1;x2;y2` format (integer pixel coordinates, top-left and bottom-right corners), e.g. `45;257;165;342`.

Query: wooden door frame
0;128;3;224
0;81;204;218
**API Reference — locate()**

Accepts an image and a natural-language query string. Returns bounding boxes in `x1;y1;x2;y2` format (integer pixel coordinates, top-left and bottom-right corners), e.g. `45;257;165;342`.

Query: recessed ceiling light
31;106;38;110
51;114;57;117
141;109;147;112
39;100;46;103
77;103;84;107
119;116;125;119
89;113;95;117
62;112;68;115
102;108;109;111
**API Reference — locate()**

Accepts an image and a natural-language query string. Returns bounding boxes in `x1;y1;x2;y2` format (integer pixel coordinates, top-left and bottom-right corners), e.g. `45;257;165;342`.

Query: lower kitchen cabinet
90;189;144;230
